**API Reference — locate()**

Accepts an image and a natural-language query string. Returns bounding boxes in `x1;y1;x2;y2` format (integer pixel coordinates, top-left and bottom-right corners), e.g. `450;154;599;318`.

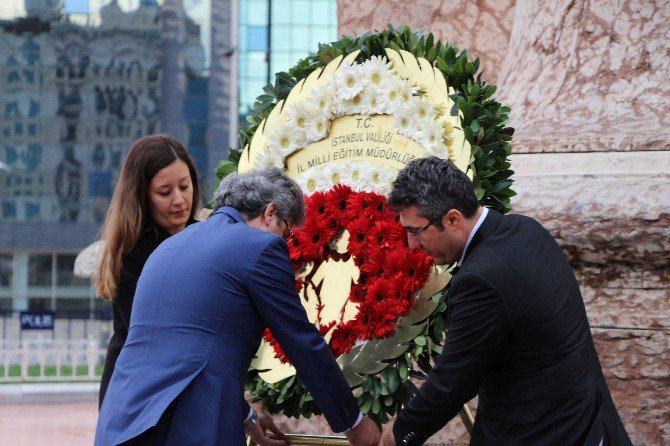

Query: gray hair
212;167;305;225
388;157;479;227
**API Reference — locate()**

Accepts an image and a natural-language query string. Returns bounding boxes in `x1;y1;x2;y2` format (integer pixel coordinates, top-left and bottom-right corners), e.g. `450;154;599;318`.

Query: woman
96;134;201;407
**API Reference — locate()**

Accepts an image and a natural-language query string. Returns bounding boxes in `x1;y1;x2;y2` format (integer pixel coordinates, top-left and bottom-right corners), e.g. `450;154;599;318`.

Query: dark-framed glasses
281;218;294;239
406;222;432;236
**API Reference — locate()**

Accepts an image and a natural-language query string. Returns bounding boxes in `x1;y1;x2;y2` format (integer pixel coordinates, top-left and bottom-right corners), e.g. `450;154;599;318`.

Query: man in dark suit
380;157;631;445
95;168;380;446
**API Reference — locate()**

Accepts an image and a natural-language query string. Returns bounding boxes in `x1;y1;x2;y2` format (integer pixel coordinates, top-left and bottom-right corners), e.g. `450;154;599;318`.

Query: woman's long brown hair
96;135;200;301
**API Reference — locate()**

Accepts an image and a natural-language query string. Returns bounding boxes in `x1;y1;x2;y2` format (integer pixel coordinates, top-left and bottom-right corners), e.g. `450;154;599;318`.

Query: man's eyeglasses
406;222;432;236
281;218;294;239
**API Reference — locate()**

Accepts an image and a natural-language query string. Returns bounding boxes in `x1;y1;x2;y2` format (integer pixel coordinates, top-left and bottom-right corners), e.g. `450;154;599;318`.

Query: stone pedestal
337;0;515;84
336;1;670;444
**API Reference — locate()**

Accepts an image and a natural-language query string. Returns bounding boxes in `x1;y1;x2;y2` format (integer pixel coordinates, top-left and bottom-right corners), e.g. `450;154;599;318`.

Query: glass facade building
238;0;337;115
0;0;337;321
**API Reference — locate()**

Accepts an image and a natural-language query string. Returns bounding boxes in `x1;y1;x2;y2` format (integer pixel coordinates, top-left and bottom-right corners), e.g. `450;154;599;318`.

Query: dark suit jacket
393;210;631;445
95;207;359;446
99;220;171;407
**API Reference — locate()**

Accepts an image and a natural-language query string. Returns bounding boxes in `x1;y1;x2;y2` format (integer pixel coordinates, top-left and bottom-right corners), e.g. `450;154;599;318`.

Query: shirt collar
211;206;246;223
458;207;489;266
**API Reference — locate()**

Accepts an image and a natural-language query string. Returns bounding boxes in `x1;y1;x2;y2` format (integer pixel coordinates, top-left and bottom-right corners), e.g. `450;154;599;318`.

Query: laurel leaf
340;49;361;67
338;292;441;386
282;77;306;111
295;66;324;103
237;144;252;172
317;54;344;80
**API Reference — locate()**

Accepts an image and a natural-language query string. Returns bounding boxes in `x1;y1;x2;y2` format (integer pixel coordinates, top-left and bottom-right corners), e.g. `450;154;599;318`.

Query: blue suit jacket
95;207;359;445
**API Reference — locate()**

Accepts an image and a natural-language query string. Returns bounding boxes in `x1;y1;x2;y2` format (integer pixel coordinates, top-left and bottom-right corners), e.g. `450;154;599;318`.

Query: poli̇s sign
20;311;55;330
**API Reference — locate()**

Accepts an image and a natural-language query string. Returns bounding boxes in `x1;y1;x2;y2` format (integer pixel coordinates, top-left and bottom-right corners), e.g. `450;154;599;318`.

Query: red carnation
292;217;331;261
359;250;387;280
329;319;360;357
325;184;353;226
306;191;329;219
263;329;289;364
366;220;405;251
347;192;388;222
347;217;373;255
278;188;434;362
385;249;432;292
348;281;368;303
319;320;336;337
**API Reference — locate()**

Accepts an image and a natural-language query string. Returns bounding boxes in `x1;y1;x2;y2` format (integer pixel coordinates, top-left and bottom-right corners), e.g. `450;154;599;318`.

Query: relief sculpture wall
335;1;669;444
0;15;162;224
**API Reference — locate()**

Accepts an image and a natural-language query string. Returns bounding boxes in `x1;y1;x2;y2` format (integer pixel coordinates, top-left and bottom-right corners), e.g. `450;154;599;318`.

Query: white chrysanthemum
284;102;318;130
340;93;364;115
378;77;404;113
253;147;284;169
308;86;335;119
389;80;415;114
359;86;383;115
394;107;420;139
331;62;365;100
442;120;455;136
353;164;398;195
360;55;392;88
266;121;305;157
305;114;330;143
341;162;363;185
445;135;456;159
297;170;321;195
357;165;384;191
409;96;438;121
406;115;426;140
324;164;344;187
420;120;447;156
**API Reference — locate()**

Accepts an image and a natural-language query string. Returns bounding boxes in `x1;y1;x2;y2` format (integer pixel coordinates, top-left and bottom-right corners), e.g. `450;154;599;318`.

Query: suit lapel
441;209;503;304
461;209;502;265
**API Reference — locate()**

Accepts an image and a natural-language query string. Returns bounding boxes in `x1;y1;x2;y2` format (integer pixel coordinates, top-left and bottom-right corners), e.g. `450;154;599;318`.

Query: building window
247;26;268;52
28;254;52;287
238;0;339;116
56;254;87;287
0;254;11;288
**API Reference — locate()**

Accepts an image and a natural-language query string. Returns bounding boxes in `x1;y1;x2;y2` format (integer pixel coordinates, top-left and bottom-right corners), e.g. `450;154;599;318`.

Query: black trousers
121;397;179;446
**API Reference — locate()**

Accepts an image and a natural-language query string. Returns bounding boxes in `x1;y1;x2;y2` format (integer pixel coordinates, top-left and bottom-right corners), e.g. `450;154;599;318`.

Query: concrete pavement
0;383;99;445
0;401;97;445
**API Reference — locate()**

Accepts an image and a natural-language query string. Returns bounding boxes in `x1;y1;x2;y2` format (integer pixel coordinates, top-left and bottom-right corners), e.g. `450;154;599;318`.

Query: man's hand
247;404;287;446
379;421;396;446
345;416;381;446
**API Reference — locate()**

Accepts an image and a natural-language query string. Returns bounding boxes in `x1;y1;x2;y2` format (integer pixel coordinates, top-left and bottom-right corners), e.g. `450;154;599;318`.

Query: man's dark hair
388;157;479;226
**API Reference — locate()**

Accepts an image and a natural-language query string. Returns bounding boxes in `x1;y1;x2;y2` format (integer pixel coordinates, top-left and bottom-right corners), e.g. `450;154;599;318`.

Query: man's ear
262;202;277;225
443;209;463;229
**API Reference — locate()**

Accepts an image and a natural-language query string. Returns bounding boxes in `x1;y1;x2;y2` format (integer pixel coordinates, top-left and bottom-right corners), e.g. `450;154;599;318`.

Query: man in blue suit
95;168;380;446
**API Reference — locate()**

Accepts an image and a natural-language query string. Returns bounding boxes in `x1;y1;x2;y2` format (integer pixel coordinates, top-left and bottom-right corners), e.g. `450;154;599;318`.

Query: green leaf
372;398;381;414
399;365;408;380
388;369;399;393
474;185;485;200
360;397;373;414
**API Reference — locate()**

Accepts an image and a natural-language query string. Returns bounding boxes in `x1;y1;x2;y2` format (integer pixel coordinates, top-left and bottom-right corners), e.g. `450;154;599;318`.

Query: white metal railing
0;337;105;383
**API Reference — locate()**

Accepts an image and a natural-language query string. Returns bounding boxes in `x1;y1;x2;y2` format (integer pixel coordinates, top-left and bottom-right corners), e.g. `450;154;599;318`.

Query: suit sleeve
393;271;510;446
245;237;359;433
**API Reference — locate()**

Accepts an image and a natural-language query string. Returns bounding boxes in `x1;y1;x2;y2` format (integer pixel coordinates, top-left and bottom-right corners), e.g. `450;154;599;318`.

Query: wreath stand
248;406;473;445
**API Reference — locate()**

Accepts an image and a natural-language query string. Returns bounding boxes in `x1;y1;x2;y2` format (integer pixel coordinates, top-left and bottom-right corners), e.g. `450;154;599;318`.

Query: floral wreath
263;184;433;363
222;26;515;424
